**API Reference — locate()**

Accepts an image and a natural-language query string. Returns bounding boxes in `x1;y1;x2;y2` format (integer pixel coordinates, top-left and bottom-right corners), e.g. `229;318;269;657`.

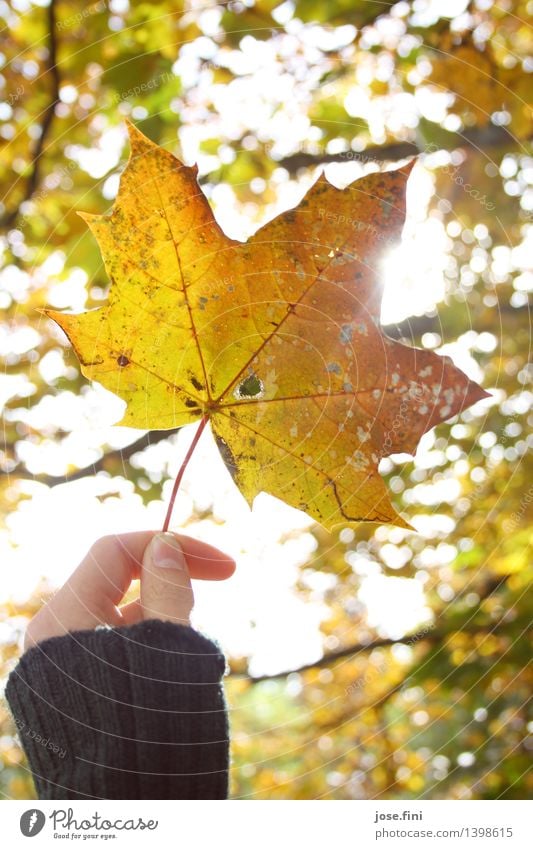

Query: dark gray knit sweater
5;620;229;800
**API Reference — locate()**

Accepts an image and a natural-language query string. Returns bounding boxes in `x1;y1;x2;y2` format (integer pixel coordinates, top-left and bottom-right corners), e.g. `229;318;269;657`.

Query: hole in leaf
234;372;265;400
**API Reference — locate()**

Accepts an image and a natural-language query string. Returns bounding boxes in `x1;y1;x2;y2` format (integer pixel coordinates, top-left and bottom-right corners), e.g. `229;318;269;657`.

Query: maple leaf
46;123;489;530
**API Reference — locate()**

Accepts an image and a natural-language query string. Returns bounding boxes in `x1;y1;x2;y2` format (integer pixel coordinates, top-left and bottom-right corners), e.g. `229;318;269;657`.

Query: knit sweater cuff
5;620;229;800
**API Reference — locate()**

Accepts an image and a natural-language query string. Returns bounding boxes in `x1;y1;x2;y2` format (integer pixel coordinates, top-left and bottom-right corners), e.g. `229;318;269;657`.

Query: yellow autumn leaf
46;123;488;530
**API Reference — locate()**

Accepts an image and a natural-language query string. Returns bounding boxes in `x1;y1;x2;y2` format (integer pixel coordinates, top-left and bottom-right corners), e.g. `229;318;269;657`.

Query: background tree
0;0;531;800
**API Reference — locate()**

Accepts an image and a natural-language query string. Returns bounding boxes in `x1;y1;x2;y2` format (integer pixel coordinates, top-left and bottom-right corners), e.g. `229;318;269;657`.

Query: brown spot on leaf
214;432;238;482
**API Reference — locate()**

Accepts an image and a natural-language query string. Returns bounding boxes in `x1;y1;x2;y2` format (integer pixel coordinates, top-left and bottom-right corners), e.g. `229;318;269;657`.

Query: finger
69;532;235;611
174;534;236;581
141;533;194;625
24;531;235;650
66;532;155;610
24;534;154;650
118;598;144;626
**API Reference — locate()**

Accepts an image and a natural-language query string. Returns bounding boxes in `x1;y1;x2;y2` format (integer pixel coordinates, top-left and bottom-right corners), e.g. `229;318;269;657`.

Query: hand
24;531;235;652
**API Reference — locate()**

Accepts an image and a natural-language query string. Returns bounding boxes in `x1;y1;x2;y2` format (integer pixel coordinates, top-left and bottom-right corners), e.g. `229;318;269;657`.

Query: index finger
68;531;236;608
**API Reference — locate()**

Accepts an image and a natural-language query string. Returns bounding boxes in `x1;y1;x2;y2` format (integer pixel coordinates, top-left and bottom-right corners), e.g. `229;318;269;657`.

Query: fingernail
149;533;187;570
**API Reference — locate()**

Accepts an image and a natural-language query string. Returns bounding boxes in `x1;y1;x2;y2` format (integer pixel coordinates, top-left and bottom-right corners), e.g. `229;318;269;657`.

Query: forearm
5;620;229;799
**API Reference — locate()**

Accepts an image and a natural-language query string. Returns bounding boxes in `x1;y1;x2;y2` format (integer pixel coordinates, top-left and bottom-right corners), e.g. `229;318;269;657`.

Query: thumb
141;532;194;625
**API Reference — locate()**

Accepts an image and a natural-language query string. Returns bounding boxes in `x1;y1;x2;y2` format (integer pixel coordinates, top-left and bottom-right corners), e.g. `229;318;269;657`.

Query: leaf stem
162;414;209;532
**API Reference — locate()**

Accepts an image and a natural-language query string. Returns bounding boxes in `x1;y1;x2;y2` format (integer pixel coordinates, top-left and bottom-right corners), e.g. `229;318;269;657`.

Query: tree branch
232;617;521;683
382;315;439;341
2;0;60;228
230;628;439;683
232;577;513;682
277;124;517;173
4;428;179;488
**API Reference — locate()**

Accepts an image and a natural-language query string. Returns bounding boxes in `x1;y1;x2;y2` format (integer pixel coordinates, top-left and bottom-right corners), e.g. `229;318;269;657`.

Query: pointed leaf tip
77;211;103;225
399;157;417;178
125;120;156;154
